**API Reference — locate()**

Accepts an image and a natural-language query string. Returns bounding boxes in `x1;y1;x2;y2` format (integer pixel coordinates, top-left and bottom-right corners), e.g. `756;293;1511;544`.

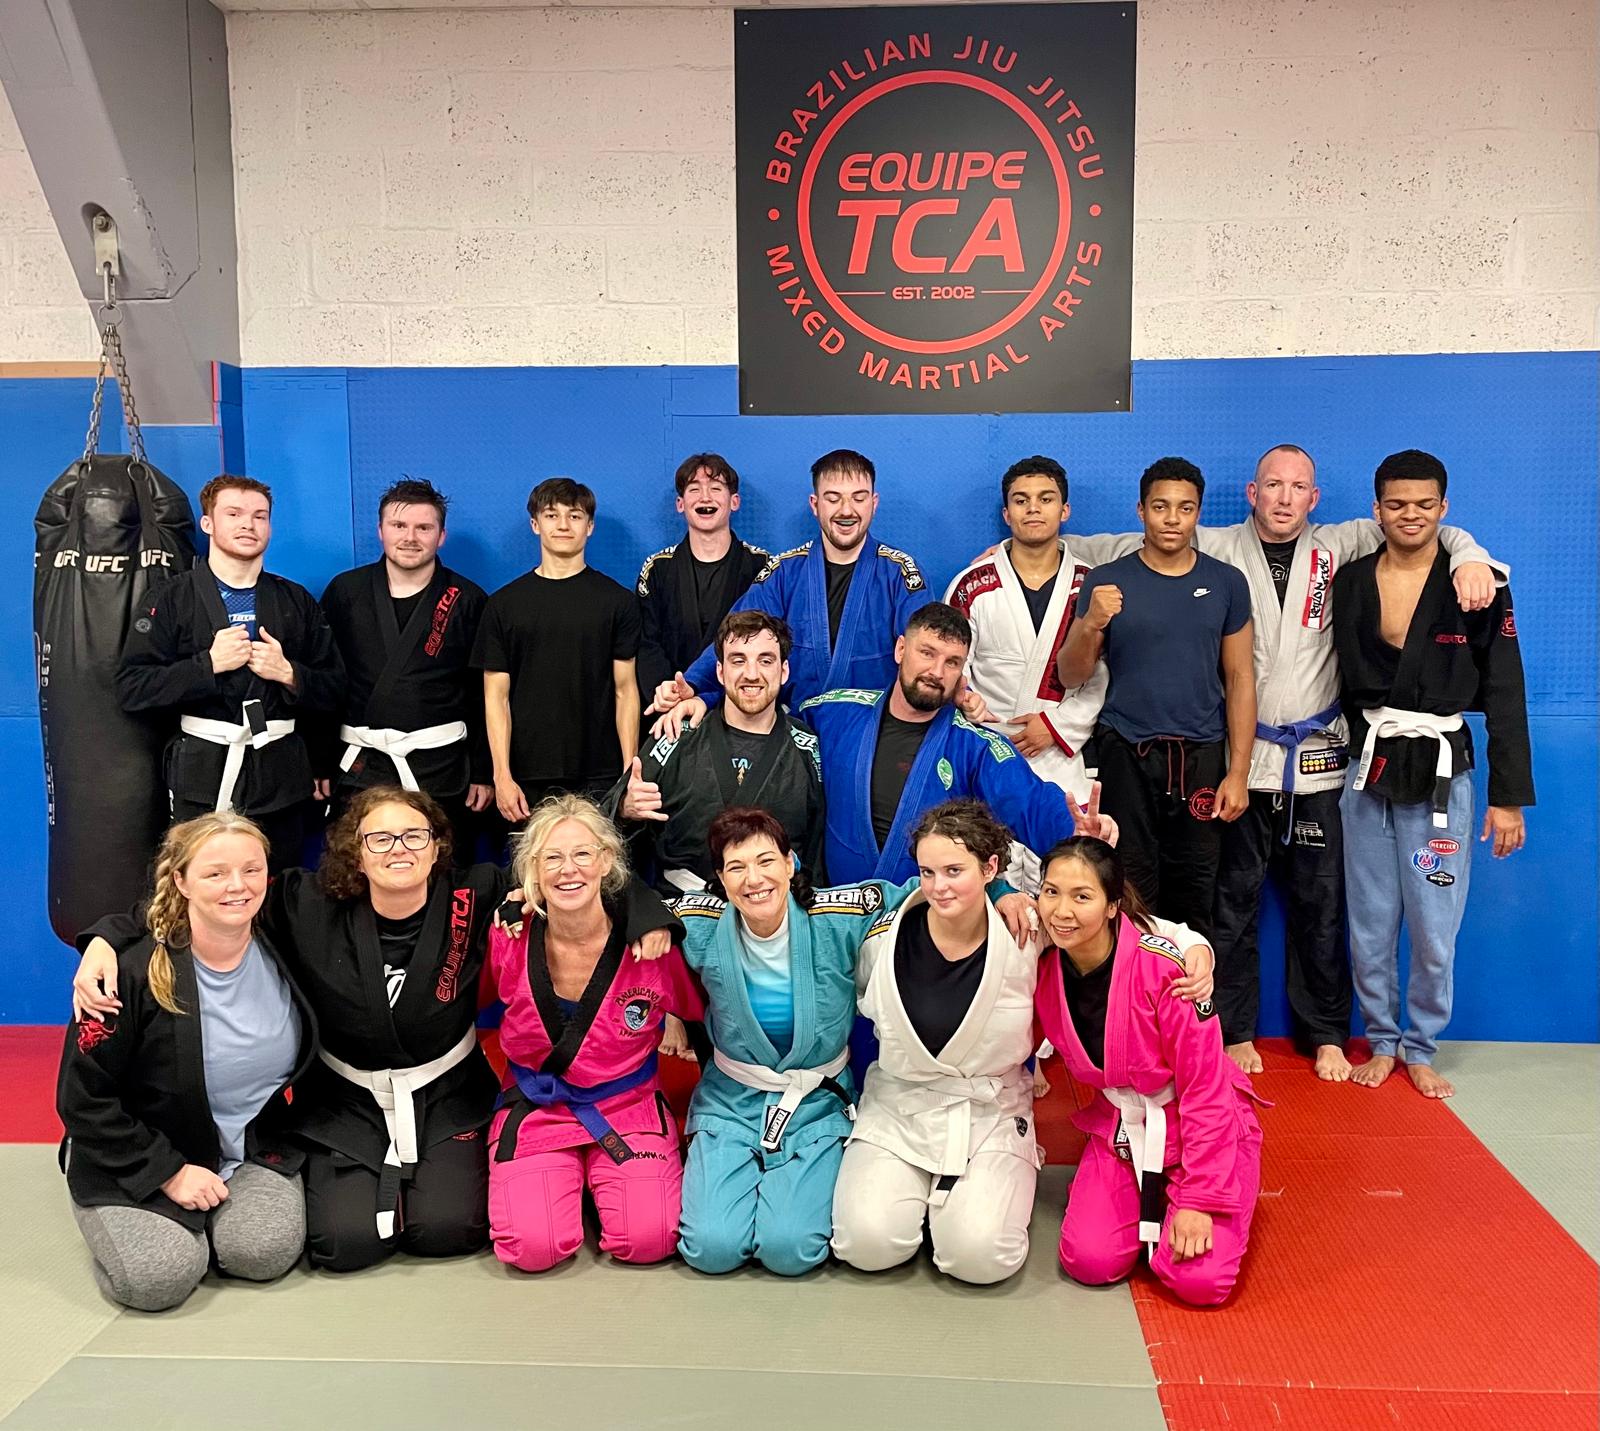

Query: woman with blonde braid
57;814;317;1311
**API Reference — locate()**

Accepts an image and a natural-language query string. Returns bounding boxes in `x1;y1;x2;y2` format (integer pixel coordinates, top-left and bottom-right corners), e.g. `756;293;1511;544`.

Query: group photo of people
58;442;1532;1314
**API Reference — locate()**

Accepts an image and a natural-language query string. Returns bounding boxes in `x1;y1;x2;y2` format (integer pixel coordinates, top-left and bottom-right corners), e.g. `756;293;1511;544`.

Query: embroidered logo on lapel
435;889;474;1003
1301;548;1333;631
423;586;462;657
877;543;926;593
948;562;1000;615
648;731;681;763
787;723;822;779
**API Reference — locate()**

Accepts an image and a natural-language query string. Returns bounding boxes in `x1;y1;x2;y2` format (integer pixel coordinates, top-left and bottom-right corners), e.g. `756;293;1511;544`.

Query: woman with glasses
485;794;703;1273
71;785;680;1274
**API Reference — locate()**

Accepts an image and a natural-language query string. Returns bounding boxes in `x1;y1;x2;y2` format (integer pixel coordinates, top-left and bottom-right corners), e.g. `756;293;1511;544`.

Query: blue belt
1255;700;1343;794
495;1053;659;1165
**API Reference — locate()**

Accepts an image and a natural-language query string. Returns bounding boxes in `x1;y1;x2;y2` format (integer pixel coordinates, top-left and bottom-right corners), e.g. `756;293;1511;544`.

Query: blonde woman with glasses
485;794;702;1272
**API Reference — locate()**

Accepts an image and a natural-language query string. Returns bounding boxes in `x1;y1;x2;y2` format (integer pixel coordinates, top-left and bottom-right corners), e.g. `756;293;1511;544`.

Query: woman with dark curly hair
71;785;680;1274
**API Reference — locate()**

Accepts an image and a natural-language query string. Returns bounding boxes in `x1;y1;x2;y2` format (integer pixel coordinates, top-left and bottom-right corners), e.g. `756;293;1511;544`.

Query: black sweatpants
171;796;309;873
1093;725;1226;936
303;1126;490;1273
1210;787;1351;1051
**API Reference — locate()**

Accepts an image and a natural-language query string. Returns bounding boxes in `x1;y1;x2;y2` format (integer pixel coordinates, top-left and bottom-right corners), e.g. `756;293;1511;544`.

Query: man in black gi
606;610;825;894
117;474;345;869
635;454;768;707
1333;449;1532;1100
315;478;491;845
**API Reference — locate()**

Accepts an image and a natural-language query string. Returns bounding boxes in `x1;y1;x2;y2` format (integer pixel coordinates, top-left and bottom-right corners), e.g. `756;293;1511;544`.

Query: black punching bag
35;456;196;942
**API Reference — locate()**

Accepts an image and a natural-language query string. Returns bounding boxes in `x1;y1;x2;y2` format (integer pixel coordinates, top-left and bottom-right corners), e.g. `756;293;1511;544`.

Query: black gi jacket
317;561;490;799
636;535;768;700
1332;544;1534;810
57;931;318;1230
82;870;685;1176
602;705;827;891
117;567;346;814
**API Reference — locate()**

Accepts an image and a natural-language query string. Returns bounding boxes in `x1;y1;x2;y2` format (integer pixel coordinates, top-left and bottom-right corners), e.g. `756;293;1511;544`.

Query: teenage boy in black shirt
473;478;642;824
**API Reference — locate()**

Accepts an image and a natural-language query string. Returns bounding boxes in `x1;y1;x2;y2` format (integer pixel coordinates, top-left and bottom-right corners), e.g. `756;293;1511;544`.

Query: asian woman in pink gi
485;795;703;1272
1034;837;1264;1306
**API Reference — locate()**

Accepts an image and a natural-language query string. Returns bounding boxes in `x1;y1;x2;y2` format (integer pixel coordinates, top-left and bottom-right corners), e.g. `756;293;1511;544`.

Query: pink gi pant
487;1129;683;1273
1059;1123;1262;1307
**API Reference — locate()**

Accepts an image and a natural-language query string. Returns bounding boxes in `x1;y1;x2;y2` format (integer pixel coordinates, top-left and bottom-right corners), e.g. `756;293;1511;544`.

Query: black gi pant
1093;725;1225;936
1210;787;1351;1051
171;797;309;874
303;1127;490;1272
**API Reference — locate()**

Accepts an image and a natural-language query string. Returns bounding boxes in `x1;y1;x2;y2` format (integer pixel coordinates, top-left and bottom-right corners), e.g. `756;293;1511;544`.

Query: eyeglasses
539;846;602;873
362;828;435;854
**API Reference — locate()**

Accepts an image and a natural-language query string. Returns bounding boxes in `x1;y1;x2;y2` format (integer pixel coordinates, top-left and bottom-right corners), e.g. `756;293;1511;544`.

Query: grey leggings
72;1163;306;1312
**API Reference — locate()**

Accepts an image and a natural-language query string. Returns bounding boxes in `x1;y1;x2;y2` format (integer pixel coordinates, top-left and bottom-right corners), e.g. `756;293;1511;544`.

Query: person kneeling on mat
485;796;696;1272
58;813;315;1311
1034;837;1260;1306
830;800;1046;1286
74;786;679;1273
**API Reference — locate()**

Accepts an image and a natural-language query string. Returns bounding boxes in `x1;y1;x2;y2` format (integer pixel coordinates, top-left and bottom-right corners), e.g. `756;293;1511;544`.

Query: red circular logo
1188;787;1217;820
796;70;1072;355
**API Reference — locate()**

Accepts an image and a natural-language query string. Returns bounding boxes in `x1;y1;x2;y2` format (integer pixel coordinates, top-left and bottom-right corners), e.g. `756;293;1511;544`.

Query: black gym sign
735;4;1136;416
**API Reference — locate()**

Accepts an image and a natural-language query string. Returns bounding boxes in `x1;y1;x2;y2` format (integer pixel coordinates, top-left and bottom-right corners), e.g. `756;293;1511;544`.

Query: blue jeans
1339;769;1473;1065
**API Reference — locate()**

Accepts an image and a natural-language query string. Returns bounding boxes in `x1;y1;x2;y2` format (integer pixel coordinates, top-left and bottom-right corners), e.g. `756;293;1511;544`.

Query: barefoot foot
1351;1053;1396;1087
1406;1063;1455;1099
1225;1040;1264;1075
1314;1044;1353;1082
1031;1068;1051;1099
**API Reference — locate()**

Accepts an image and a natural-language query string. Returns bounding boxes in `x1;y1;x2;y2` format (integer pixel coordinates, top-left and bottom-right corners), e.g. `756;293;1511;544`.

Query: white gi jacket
850;891;1042;1179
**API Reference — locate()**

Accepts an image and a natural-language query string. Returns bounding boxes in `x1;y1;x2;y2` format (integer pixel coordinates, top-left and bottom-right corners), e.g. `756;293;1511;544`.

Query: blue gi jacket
683;539;933;709
797;687;1081;884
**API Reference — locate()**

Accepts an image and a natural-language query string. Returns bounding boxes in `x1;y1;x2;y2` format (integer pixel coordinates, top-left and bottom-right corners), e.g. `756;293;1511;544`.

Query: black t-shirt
1021;571;1059;634
894;903;987;1058
871;710;935;847
1260;538;1297;608
472;566;643;783
390;589;426;631
375;905;427;1008
689;555;723;620
724;725;770;788
825;559;857;647
1062;939;1116;1069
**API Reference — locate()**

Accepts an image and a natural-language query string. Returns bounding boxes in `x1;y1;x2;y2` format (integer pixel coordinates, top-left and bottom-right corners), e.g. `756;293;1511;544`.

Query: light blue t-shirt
193;939;300;1179
736;912;794;1056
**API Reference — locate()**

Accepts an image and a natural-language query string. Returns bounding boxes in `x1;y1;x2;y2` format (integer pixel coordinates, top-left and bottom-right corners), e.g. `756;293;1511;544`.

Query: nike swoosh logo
1193;587;1210;597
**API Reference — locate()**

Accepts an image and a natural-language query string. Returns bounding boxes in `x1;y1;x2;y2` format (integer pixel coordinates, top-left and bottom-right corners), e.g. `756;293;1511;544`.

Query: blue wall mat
4;352;1596;1035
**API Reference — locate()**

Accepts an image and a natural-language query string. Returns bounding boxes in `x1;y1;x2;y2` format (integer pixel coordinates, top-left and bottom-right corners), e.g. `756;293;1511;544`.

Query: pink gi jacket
486;918;704;1159
1035;915;1262;1217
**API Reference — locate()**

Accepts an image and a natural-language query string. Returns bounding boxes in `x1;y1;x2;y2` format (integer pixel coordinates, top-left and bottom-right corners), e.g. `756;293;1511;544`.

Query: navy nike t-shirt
1078;549;1250;743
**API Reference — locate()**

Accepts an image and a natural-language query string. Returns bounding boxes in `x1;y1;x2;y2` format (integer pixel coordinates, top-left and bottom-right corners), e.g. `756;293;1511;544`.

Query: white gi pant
830;1139;1038;1286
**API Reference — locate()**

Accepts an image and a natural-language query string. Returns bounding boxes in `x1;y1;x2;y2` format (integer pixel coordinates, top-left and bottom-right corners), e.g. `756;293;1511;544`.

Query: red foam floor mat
1090;1038;1600;1431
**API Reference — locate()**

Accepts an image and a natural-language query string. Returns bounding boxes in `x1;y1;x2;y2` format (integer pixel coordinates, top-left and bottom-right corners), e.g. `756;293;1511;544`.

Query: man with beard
117;474;345;869
635;455;769;706
1333;450;1531;1100
799;603;1112;885
605;611;825;894
651;449;932;718
315;478;492;843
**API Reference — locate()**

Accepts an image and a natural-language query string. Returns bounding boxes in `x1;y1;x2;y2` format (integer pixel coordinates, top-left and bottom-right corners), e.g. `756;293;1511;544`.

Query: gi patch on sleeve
671;892;727;920
877;543;926;593
1139;933;1185;970
1193;997;1217;1021
810;883;884;917
937;757;954;789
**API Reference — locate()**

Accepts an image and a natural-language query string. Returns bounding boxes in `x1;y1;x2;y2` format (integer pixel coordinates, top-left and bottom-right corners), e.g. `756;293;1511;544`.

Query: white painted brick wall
1;1;1594;365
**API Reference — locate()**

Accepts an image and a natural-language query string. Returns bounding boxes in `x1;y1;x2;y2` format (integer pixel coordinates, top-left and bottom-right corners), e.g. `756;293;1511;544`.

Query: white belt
898;1072;1007;1205
319;1026;479;1238
1353;705;1464;828
712;1047;853;1151
180;709;296;812
661;867;707;894
1103;1082;1175;1248
338;721;469;793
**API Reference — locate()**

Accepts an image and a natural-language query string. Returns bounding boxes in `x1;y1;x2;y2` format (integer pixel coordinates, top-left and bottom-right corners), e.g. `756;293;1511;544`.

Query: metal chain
80;269;145;464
